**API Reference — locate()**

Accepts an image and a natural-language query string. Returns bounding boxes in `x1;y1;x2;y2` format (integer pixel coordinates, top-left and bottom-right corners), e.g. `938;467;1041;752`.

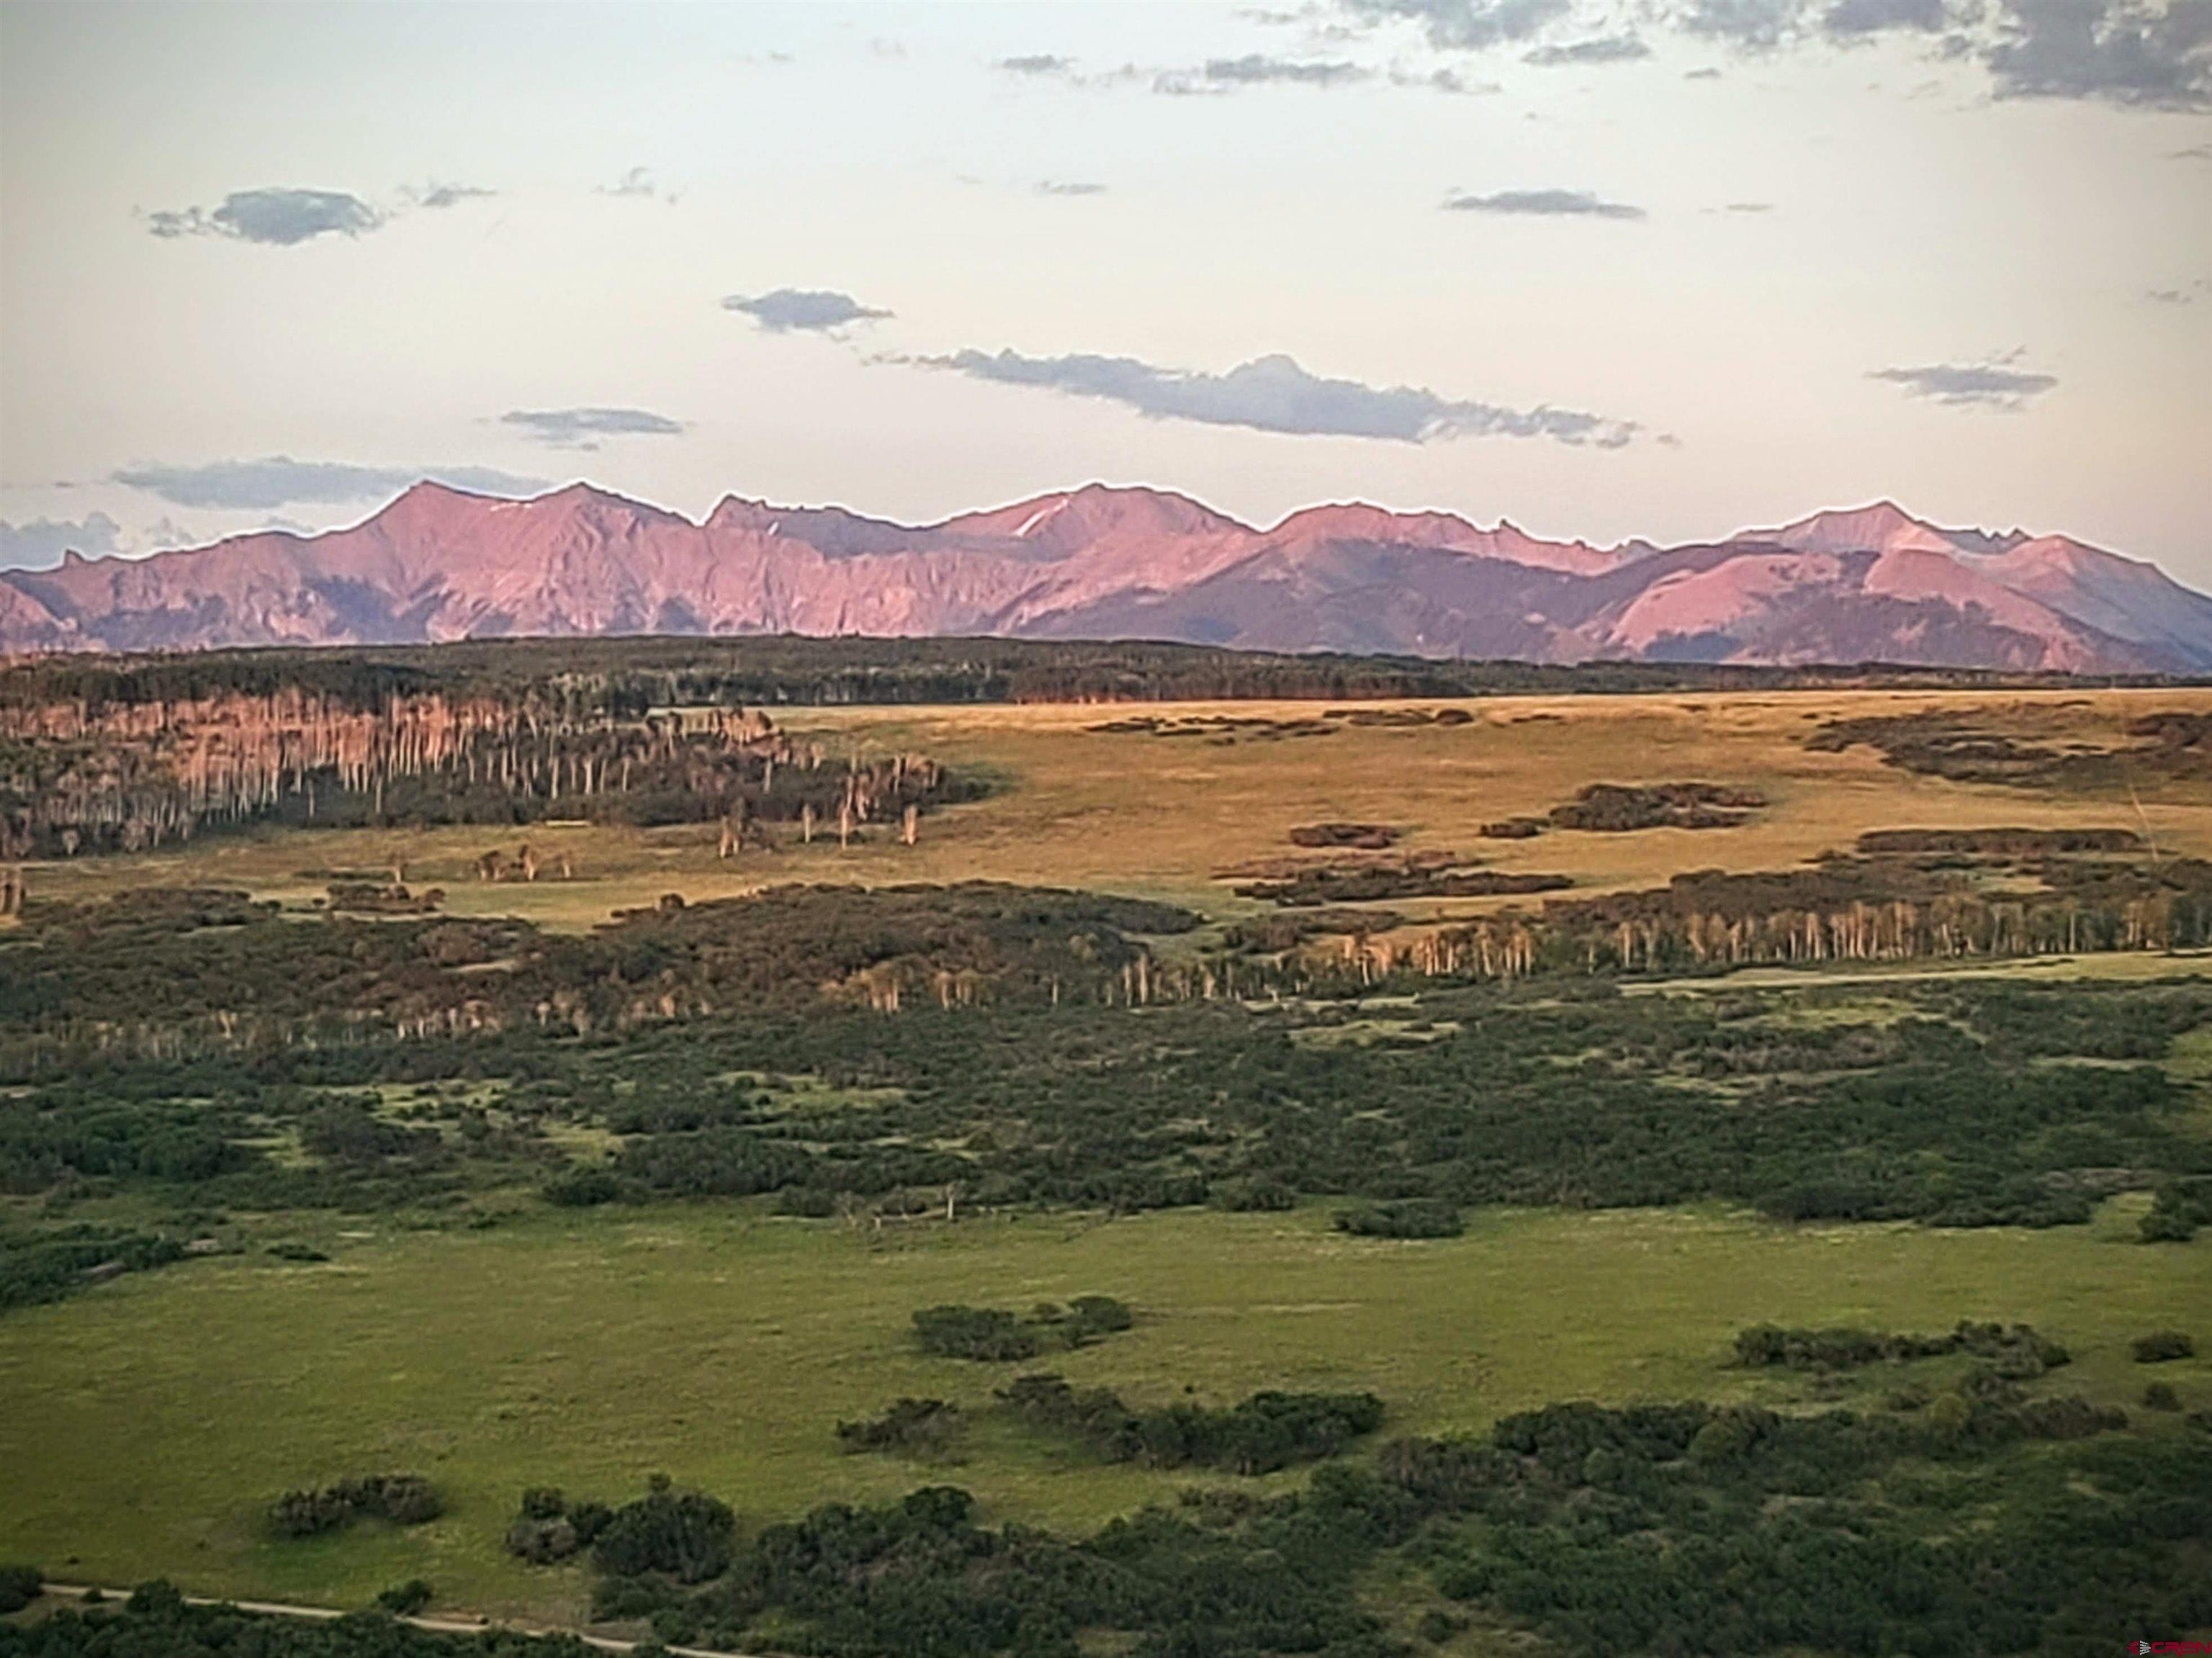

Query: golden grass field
22;685;2212;932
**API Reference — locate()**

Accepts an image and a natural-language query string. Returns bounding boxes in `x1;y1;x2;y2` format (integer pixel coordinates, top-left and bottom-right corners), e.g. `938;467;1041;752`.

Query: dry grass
17;687;2211;934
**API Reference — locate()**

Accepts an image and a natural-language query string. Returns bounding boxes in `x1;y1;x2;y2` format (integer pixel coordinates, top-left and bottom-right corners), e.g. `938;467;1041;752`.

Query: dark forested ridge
4;634;2193;714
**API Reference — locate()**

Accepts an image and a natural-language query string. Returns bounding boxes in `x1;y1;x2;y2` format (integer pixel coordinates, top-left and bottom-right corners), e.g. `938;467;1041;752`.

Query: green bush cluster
1732;1320;2068;1376
269;1474;441;1540
911;1296;1134;1362
997;1374;1385;1474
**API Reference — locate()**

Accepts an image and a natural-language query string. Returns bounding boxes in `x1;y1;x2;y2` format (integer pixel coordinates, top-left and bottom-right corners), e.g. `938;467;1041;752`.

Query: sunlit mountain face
6;482;2208;672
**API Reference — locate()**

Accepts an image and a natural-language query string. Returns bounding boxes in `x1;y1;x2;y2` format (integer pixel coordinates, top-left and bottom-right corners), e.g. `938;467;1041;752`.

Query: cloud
1341;0;1570;49
722;288;893;333
2172;142;2212;157
111;457;548;511
1823;0;1948;35
499;408;689;450
0;512;122;571
1526;33;1653;62
1725;199;1777;211
1187;53;1371;84
1684;64;1726;76
1671;0;1804;50
1653;0;2208;104
410;181;497;209
1036;180;1109;196
1323;0;2206;107
1670;0;1948;48
1444;187;1647;218
897;346;1640;446
2146;277;2211;304
1867;356;2059;410
1390;64;1504;90
601;166;675;202
146;187;382;245
1982;0;2212;109
997;42;1473;96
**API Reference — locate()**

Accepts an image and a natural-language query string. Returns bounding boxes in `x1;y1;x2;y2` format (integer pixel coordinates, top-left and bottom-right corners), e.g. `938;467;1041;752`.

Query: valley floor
3;1198;2206;1626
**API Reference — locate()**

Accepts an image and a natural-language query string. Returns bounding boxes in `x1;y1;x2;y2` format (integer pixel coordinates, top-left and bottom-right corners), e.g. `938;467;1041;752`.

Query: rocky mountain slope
4;483;2207;672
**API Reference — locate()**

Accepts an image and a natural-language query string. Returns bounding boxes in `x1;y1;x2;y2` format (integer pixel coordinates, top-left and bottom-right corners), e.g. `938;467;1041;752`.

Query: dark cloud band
147;188;382;245
896;347;1640;447
724;289;893;333
111;457;548;511
500;409;688;449
1445;188;1647;219
1868;359;2059;410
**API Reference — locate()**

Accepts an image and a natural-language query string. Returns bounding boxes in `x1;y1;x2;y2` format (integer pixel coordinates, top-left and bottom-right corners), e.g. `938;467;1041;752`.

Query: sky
1;0;2208;587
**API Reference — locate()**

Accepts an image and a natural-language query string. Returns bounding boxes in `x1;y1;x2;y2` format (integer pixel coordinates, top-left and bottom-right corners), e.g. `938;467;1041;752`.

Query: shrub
376;1579;433;1615
998;1374;1384;1474
2144;1382;2182;1412
508;1516;580;1564
1213;1175;1297;1212
269;1473;441;1539
593;1574;675;1621
2139;1176;2212;1243
520;1486;567;1520
1416;1608;1467;1644
508;1488;614;1562
912;1297;1136;1361
569;1500;614;1545
544;1166;619;1207
593;1484;737;1584
125;1581;186;1618
1732;1320;2066;1376
835;1397;962;1458
1334;1199;1463;1240
2132;1330;2195;1363
1066;1294;1135;1338
0;1564;42;1615
912;1304;1040;1361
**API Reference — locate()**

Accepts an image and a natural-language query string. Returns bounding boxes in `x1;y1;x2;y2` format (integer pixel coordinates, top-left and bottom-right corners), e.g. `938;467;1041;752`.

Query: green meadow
2;1196;2203;1623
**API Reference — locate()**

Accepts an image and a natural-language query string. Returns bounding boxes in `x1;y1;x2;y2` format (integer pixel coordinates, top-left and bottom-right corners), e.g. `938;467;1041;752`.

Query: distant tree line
9;634;2164;721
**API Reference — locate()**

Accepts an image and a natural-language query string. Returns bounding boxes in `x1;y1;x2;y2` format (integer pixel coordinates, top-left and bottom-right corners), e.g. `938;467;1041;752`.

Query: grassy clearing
1;1199;2203;1622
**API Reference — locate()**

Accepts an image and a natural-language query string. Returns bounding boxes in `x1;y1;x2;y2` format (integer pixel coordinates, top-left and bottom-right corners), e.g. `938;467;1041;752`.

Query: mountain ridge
4;480;2208;673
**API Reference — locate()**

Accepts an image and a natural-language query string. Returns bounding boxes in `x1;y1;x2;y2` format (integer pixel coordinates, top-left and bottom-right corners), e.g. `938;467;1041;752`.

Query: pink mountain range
4;482;2208;672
